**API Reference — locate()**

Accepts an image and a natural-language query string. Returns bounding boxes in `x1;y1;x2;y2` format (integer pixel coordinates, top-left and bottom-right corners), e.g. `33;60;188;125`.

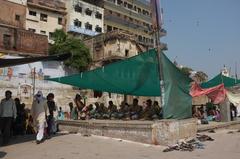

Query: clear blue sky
160;0;240;78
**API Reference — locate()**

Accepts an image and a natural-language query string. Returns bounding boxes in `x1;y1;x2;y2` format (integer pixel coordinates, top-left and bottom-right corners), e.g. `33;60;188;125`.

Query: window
3;34;11;49
127;4;133;9
85;8;92;16
49;32;54;40
134;6;137;11
58;17;63;25
107;25;112;32
113;27;118;30
95;12;102;19
15;14;20;21
137;8;141;13
40;13;48;22
124;2;127;7
117;0;122;5
28;28;36;33
29;10;37;16
95;26;102;33
85;22;92;30
125;49;129;57
40;30;46;34
74;19;81;27
74;5;82;13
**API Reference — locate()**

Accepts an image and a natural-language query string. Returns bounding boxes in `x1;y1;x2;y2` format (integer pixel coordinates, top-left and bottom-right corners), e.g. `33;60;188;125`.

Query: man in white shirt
31;91;49;144
0;90;17;146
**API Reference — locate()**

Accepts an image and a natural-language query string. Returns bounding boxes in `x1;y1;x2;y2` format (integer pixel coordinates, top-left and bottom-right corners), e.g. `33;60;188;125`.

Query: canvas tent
201;73;240;88
192;73;240;106
48;49;192;119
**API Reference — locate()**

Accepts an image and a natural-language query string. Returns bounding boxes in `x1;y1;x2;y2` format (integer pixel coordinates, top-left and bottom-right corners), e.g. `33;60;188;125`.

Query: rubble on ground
163;134;214;152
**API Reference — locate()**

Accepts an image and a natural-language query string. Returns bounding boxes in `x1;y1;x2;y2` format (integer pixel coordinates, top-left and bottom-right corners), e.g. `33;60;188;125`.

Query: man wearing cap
0;90;17;146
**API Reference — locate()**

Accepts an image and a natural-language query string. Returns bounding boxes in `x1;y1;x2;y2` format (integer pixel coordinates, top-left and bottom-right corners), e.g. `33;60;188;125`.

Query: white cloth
36;121;45;141
226;91;240;107
0;98;17;118
31;91;49;140
31;99;49;126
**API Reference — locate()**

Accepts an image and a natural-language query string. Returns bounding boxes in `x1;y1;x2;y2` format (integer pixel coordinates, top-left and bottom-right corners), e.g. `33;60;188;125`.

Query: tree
179;67;193;77
49;29;92;72
193;71;208;83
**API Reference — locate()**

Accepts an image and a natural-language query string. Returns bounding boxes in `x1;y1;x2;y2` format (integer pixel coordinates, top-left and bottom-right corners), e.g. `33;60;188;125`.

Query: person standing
31;91;49;144
0;90;17;146
46;93;57;136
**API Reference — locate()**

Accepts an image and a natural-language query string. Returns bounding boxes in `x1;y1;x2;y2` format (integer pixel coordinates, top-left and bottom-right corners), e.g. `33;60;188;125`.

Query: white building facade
25;0;66;43
6;0;27;5
64;0;104;38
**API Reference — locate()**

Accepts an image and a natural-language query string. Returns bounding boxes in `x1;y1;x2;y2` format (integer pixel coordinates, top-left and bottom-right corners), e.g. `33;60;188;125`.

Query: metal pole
33;67;36;97
155;30;165;108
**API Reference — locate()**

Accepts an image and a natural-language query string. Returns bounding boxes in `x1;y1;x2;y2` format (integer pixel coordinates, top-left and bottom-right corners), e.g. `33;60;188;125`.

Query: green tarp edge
161;53;192;119
201;73;240;88
48;49;193;119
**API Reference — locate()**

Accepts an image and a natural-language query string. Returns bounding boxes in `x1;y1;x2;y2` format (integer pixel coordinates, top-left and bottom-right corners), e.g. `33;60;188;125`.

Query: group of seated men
69;95;163;120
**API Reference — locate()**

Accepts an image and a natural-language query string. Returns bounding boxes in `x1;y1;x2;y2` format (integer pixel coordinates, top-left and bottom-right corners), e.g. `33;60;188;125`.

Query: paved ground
197;118;240;132
1;128;240;159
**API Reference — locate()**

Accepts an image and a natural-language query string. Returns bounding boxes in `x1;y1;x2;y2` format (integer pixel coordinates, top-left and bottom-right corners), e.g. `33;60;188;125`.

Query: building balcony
68;25;100;36
27;0;66;14
104;0;151;23
159;28;167;37
160;42;168;51
105;14;150;33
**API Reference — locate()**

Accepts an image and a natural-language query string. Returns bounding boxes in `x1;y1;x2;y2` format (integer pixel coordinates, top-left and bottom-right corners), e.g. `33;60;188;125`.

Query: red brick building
0;0;48;56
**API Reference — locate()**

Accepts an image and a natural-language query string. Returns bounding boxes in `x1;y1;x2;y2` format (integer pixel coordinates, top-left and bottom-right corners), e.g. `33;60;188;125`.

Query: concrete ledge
197;120;240;132
58;118;197;145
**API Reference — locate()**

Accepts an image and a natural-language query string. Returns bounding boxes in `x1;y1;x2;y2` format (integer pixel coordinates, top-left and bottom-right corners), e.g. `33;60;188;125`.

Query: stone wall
0;26;48;56
58;119;197;146
0;0;26;28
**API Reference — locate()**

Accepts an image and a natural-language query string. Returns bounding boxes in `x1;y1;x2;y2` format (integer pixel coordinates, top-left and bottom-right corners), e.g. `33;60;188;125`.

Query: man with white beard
31;91;49;144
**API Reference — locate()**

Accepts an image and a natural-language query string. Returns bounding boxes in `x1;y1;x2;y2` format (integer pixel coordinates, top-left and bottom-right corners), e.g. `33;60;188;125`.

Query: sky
160;0;240;78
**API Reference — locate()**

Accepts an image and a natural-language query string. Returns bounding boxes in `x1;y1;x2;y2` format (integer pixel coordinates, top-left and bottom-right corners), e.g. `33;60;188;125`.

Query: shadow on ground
0;151;7;158
0;133;67;147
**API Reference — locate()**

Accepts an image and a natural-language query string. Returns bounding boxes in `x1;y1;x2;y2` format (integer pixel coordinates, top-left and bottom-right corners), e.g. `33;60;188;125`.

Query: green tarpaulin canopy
201;73;240;88
48;49;192;119
161;51;192;119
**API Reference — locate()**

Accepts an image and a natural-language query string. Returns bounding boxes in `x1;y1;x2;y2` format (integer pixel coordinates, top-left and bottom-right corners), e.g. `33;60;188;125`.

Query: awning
0;53;71;68
201;73;240;88
48;49;192;119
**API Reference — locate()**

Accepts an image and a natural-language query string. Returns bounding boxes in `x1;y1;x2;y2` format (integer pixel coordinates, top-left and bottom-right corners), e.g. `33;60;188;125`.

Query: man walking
0;90;17;146
31;91;49;144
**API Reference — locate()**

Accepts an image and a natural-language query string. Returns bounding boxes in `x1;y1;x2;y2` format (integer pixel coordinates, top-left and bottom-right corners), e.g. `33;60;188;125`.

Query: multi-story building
25;0;66;42
0;0;26;28
85;30;139;66
102;0;165;48
0;0;48;56
64;0;104;38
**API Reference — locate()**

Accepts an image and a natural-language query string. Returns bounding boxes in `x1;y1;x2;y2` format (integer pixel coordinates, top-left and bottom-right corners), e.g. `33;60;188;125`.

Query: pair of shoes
36;139;44;144
36;140;41;144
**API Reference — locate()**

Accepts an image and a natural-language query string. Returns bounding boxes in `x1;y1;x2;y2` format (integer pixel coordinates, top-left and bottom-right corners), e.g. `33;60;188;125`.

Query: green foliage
194;71;208;83
179;67;193;77
49;29;92;72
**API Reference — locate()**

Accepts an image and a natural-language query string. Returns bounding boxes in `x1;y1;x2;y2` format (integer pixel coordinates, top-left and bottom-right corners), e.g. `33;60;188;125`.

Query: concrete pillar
220;99;231;122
